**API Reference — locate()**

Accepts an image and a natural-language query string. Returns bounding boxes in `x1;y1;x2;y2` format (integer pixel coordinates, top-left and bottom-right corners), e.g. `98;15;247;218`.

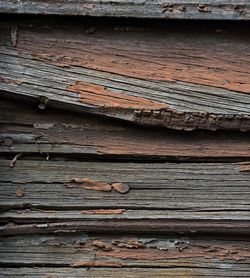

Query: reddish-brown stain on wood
112;239;145;249
239;162;250;172
80;209;126;215
92;240;113;251
0;77;22;85
69;178;112;192
92;238;250;262
69;178;130;194
15;26;250;94
72;261;124;267
111;183;130;194
68;81;168;110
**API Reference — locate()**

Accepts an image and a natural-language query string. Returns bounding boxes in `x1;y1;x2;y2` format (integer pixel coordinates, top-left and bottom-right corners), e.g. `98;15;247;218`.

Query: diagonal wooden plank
0;0;249;20
0;20;250;131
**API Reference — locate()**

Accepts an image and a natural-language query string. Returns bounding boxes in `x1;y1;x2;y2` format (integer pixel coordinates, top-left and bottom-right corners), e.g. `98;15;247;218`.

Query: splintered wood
1;12;250;278
1;99;250;160
0;19;249;131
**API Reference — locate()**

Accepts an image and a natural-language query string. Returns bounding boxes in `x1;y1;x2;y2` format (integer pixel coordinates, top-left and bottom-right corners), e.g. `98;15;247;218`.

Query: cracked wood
2;267;250;277
1;158;250;234
0;19;250;131
0;0;249;20
1;99;250;160
1;234;250;270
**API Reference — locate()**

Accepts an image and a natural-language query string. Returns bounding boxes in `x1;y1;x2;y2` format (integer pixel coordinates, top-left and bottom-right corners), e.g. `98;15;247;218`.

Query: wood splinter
9;153;22;168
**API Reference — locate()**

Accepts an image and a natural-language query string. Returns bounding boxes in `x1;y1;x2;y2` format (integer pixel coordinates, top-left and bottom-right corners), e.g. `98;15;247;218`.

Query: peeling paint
239;162;250;173
68;81;168;110
70;178;112;192
92;240;113;251
72;261;123;267
111;183;130;194
81;209;126;215
112;239;145;249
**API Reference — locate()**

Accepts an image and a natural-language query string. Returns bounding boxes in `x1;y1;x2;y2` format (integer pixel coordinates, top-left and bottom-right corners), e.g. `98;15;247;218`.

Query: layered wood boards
0;18;250;131
1;98;250;276
1;14;250;277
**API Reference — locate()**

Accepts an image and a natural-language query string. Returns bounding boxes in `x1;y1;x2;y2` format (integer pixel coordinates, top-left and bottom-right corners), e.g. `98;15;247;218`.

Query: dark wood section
1;19;250;131
0;0;249;20
1;99;250;160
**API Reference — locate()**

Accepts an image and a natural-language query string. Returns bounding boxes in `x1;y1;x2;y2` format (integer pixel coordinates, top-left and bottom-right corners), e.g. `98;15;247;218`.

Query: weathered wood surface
1;99;250;160
2;268;250;278
1;158;250;234
1;234;250;275
2;267;250;278
1;19;250;131
0;0;250;20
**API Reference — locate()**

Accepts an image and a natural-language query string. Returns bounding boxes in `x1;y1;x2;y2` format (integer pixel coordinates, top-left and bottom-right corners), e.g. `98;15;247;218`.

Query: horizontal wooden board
1;234;250;272
0;0;249;20
0;19;250;131
2;267;250;277
1;99;250;160
1;158;250;234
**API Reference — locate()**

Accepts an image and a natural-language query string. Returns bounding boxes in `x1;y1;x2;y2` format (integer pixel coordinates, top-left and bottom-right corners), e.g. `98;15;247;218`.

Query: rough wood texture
1;158;250;234
1;15;250;278
0;0;249;20
1;19;250;131
1;99;250;160
2;267;250;278
1;234;250;274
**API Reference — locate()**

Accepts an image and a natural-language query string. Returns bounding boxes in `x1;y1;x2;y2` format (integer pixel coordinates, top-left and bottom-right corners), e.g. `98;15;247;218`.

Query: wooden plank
1;99;250;160
1;159;250;234
0;20;250;131
2;267;250;278
0;0;249;20
2;218;250;236
1;233;250;271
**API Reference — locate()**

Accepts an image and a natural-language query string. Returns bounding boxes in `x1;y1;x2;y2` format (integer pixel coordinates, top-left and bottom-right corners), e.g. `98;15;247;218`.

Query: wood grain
1;234;250;270
0;0;249;20
0;19;250;131
2;267;250;278
1;99;250;160
1;158;250;234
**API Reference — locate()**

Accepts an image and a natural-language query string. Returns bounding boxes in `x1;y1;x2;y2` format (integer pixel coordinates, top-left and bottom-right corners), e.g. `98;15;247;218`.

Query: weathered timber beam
2;267;250;277
2;219;250;235
1;234;250;269
1;158;250;234
1;99;250;160
0;0;249;20
0;20;250;131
